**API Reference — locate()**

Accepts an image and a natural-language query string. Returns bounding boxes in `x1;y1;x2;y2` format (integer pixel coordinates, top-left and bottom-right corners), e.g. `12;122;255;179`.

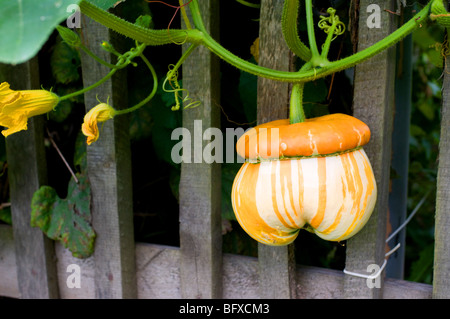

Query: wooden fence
0;0;448;299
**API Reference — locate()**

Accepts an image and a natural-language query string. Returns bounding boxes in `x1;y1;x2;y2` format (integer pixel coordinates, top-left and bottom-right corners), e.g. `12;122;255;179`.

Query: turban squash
231;113;377;246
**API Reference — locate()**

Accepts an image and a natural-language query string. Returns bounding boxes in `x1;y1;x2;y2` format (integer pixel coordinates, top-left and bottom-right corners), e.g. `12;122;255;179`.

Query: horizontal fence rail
0;225;434;299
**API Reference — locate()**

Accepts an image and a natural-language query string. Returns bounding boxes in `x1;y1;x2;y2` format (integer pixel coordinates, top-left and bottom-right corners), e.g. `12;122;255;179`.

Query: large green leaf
31;172;95;259
86;0;121;10
0;0;82;64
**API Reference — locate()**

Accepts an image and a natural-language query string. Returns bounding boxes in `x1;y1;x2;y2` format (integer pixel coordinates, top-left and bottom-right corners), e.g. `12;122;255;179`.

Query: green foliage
48;31;84;124
403;23;444;284
50;35;81;85
0;206;11;225
135;15;154;29
56;25;82;48
0;0;81;64
408;242;435;283
31;135;94;259
31;172;94;259
87;0;121;10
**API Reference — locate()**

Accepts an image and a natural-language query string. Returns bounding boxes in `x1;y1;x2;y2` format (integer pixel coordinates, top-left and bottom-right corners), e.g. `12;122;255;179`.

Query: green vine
76;0;437;125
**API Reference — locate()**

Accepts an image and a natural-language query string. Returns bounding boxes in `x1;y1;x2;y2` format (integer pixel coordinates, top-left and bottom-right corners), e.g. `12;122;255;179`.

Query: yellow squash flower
81;103;116;145
0;82;59;137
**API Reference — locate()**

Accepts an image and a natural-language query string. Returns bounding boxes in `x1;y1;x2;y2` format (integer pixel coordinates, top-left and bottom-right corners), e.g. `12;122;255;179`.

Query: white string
344;259;387;280
385;191;430;243
343;191;430;280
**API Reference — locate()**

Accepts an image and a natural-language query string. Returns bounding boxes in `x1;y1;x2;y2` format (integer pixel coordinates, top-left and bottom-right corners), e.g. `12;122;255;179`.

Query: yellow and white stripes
231;148;377;246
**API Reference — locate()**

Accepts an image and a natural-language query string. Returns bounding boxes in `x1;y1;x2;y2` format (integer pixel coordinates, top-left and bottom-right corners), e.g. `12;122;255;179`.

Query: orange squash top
236;113;371;160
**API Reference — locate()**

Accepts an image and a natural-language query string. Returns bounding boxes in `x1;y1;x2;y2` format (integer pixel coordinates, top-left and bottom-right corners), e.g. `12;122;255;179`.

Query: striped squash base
231;148;377;245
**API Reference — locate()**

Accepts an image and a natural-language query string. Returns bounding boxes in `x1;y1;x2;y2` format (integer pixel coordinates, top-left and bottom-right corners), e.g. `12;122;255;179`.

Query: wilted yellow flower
0;82;59;137
81;103;116;145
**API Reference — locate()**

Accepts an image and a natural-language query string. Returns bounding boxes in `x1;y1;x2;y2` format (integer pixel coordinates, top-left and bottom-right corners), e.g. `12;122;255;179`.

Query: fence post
344;0;397;298
79;14;136;299
432;34;450;299
0;61;59;299
256;0;297;299
179;0;223;299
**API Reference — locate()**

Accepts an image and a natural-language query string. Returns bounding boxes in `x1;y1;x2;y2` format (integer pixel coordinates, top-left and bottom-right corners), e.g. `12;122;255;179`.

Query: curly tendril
163;64;200;111
318;8;346;44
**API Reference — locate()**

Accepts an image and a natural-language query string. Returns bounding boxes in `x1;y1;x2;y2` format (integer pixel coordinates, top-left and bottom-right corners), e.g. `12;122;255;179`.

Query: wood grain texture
257;0;292;125
432;51;450;299
179;0;222;299
0;226;433;299
344;0;397;298
256;0;296;299
0;61;59;299
80;14;136;299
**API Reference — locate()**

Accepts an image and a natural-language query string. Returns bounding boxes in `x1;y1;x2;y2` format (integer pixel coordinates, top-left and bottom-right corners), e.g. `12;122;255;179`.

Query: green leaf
0;0;82;64
85;0;121;10
50;36;81;84
408;243;434;284
0;206;11;225
31;173;95;259
73;132;87;171
135;15;154;29
417;101;435;121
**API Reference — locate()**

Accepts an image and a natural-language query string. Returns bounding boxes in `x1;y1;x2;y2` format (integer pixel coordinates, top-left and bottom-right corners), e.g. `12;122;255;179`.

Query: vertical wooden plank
432;36;450;299
0;61;59;298
256;0;297;299
257;0;292;124
344;0;397;298
80;14;136;299
179;0;222;299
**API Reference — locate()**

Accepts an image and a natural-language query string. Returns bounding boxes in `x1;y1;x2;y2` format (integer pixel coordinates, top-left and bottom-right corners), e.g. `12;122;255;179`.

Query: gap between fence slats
344;0;397;298
80;14;136;299
386;12;413;279
256;0;297;299
179;0;223;299
0;61;59;299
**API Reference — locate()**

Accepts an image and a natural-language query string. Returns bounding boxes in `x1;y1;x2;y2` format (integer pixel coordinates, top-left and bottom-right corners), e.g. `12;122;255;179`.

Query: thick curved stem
115;53;158;115
80;0;432;83
305;0;320;58
281;0;312;61
290;83;306;124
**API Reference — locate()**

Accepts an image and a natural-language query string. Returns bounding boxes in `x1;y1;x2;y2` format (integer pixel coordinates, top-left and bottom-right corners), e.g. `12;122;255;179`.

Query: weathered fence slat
256;0;297;299
179;0;223;299
344;0;397;298
432;40;450;299
79;14;136;299
0;61;59;299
